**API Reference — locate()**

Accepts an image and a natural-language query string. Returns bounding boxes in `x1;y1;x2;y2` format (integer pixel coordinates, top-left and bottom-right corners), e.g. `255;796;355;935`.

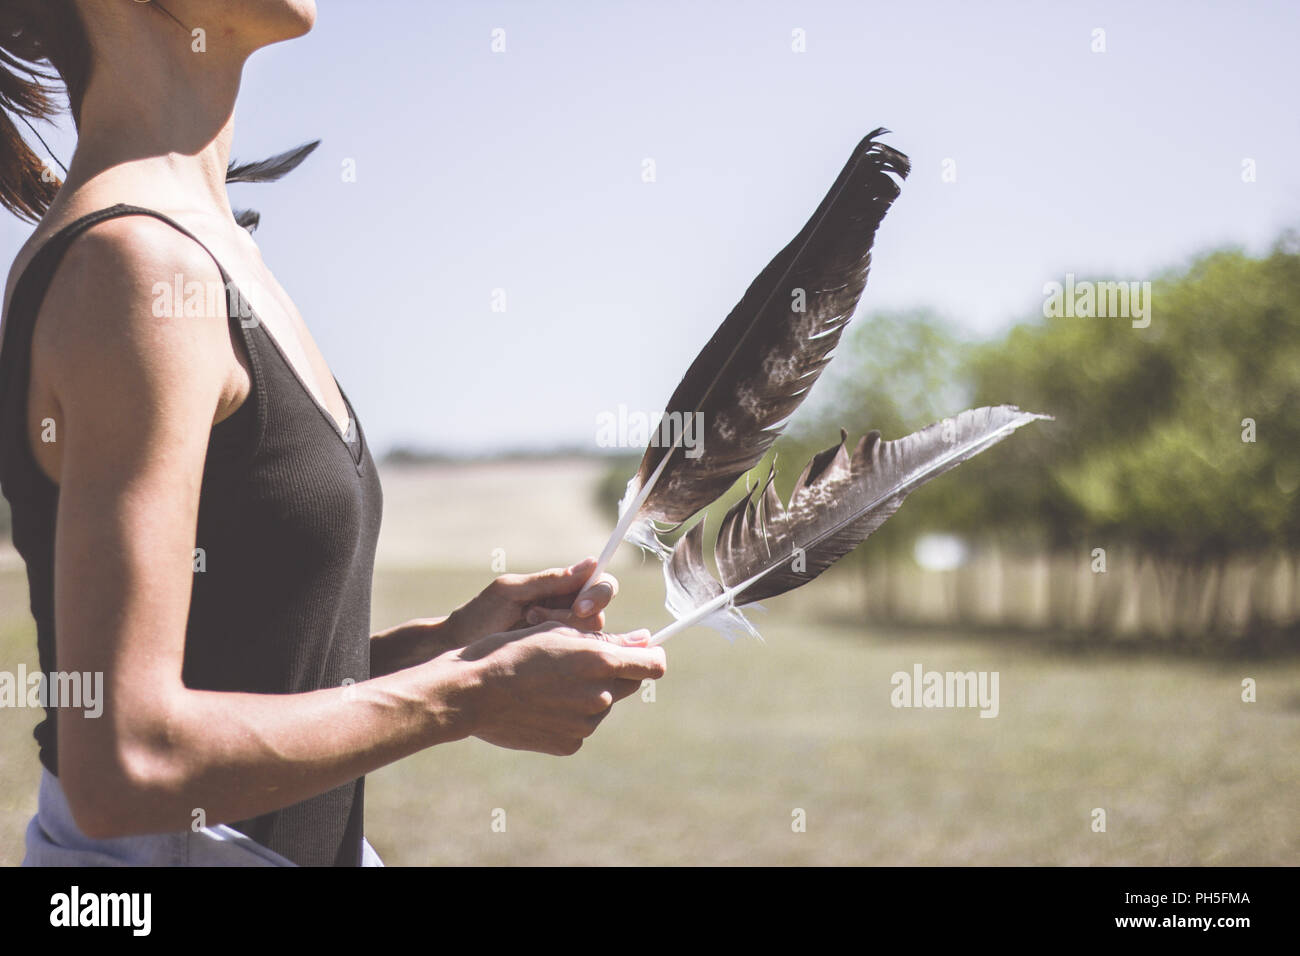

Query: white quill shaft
649;566;772;645
578;449;674;595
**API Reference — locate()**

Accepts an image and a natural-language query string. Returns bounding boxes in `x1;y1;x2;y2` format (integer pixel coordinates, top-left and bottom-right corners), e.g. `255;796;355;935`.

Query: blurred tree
964;238;1300;638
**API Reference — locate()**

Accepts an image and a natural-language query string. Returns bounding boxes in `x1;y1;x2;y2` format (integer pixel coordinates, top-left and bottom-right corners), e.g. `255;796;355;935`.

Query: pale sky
4;0;1297;456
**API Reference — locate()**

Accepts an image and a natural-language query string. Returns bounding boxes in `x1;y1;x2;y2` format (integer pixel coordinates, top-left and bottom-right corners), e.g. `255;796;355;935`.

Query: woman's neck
57;14;254;225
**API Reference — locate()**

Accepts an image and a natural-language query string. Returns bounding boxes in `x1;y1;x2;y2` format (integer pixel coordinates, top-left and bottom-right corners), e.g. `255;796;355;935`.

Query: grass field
2;459;1298;865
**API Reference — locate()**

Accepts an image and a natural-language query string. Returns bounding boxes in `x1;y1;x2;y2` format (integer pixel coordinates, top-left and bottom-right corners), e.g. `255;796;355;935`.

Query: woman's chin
250;0;317;44
279;0;317;39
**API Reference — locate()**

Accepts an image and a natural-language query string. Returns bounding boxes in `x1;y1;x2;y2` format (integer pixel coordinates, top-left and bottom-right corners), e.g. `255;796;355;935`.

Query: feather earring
226;140;321;185
227;140;320;233
651;406;1051;644
582;129;911;593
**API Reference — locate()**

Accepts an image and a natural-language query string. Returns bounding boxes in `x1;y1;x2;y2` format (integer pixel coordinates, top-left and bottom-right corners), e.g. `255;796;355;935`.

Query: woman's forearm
370;617;456;676
61;653;482;840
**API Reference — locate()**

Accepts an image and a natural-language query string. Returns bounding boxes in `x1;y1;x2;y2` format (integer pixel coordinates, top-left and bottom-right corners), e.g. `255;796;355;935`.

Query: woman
0;0;664;867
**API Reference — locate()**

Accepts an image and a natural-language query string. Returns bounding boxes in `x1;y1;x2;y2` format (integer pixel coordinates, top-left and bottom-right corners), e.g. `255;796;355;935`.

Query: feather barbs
651;407;1051;644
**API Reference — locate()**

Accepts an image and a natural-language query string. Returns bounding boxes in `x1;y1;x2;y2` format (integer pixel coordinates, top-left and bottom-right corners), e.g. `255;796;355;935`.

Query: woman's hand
451;624;666;755
370;559;624;677
445;557;620;647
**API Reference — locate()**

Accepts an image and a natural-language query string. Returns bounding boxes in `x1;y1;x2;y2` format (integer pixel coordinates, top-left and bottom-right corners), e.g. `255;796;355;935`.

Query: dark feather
655;406;1050;642
225;140;320;185
233;208;260;232
624;129;910;550
225;140;319;233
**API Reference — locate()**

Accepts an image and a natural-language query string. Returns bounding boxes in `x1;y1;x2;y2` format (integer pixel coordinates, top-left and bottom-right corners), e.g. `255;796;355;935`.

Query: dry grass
361;566;1300;865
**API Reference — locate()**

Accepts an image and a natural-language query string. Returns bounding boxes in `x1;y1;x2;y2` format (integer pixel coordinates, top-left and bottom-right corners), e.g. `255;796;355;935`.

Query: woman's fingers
601;643;667;680
498;558;620;613
609;677;645;702
497;558;595;603
508;560;621;628
605;628;650;647
572;571;618;618
524;604;606;631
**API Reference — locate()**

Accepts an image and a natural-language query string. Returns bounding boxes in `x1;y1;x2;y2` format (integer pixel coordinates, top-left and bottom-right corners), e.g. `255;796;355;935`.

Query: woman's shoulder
0;198;245;493
11;203;237;419
5;198;222;321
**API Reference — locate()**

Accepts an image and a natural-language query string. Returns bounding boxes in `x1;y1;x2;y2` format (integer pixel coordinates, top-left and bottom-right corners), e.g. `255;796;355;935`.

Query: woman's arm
41;219;664;839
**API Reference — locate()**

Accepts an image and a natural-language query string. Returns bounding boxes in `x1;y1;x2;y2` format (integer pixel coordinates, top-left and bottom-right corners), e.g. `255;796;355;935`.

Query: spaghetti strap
4;203;244;321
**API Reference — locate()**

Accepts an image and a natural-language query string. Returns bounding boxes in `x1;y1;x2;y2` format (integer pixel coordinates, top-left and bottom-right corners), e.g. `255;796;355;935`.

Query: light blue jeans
22;769;383;867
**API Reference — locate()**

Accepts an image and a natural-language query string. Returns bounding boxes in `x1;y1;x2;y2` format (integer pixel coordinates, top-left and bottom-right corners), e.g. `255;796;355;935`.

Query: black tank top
0;204;384;866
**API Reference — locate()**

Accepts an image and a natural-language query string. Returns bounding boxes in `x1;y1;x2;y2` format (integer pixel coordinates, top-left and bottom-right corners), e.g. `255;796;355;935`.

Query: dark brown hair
0;0;91;222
